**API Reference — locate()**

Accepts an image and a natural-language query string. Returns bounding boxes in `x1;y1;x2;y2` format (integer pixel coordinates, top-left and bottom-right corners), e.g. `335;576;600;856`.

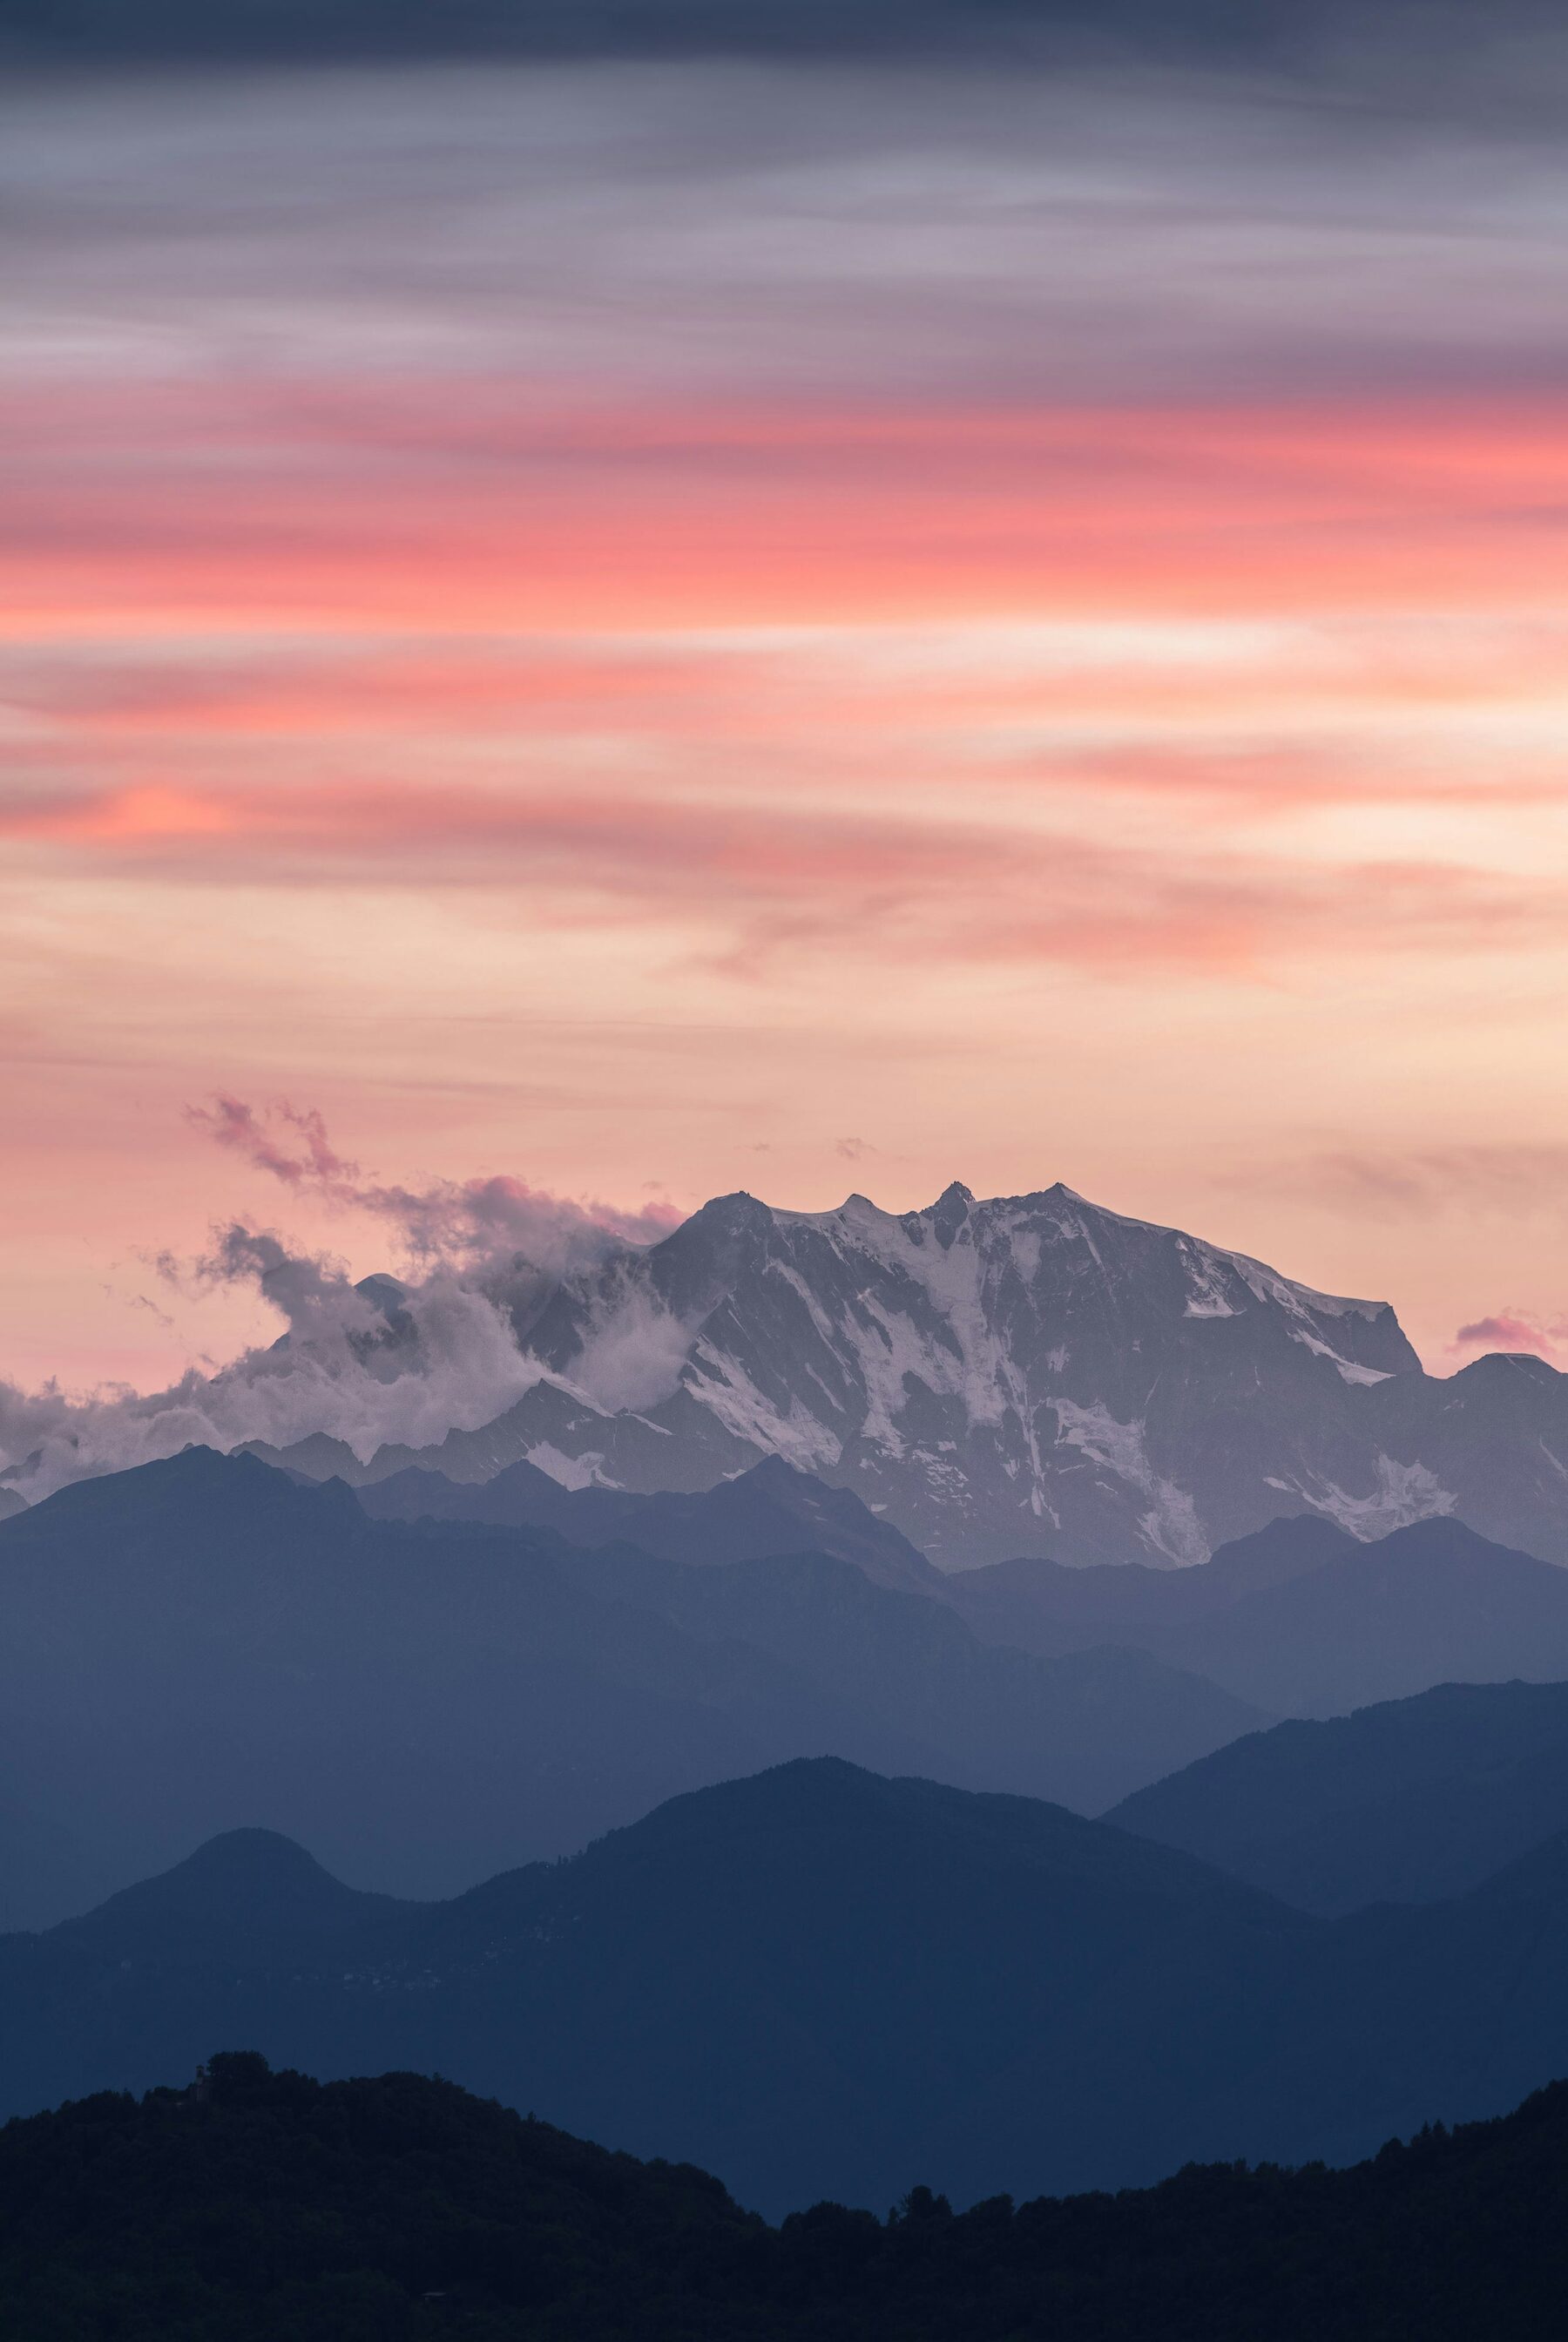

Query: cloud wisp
0;1104;685;1500
1451;1310;1568;1365
188;1094;680;1269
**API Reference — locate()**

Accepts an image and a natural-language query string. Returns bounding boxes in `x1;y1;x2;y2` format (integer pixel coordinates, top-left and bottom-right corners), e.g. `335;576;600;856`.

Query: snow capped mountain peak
255;1174;1568;1573
454;1177;1440;1567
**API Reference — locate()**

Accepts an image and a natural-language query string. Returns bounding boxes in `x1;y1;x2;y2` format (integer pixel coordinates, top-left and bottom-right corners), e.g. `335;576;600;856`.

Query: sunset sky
5;24;1568;1395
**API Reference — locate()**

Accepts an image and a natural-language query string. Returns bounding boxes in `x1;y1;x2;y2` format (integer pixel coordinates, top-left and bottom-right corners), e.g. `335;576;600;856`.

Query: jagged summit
236;1171;1568;1574
245;1178;1568;1570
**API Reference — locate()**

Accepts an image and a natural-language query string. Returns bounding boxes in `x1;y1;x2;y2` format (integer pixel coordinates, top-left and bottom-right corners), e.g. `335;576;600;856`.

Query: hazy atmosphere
10;11;1568;2332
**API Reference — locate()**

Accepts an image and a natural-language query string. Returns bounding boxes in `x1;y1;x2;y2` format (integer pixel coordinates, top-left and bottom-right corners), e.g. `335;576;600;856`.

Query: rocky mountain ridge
253;1181;1568;1568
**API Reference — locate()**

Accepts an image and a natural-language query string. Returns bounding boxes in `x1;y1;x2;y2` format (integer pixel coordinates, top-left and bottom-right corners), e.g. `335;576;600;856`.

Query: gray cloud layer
0;0;1456;69
8;59;1568;419
6;0;1568;159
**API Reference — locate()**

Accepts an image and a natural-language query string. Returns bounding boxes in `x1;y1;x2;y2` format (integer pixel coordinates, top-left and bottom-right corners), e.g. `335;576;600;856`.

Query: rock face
260;1181;1568;1570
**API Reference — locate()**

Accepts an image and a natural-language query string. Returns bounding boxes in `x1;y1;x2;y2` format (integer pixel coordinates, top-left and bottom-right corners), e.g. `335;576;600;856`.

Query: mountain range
0;1447;1261;1926
943;1514;1568;1714
240;1182;1568;1568
9;1422;1568;2222
356;1448;943;1595
347;1454;1568;1718
8;1756;1568;2217
12;1440;1568;1927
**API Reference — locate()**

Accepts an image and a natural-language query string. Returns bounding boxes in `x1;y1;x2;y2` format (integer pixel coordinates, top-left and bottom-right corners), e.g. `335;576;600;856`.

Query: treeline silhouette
2;2054;1566;2339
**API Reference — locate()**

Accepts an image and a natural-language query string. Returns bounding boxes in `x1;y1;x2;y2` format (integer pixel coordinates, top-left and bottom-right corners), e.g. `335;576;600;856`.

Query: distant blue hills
10;1444;1568;1930
6;1754;1568;2216
0;1445;1262;1925
9;1439;1568;2215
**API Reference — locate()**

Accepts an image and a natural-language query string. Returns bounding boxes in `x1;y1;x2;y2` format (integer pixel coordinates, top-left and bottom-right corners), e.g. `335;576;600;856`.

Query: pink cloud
8;382;1568;634
190;1095;356;1193
1450;1310;1568;1364
6;775;1564;984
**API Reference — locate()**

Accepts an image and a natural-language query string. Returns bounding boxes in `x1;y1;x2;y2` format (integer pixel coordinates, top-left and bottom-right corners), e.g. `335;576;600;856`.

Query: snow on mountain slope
525;1180;1435;1563
253;1181;1568;1569
257;1178;1485;1567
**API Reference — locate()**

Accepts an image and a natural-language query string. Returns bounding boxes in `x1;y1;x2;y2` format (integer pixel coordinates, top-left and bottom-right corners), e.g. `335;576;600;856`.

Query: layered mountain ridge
11;1756;1568;2217
251;1181;1568;1568
0;1445;1264;1926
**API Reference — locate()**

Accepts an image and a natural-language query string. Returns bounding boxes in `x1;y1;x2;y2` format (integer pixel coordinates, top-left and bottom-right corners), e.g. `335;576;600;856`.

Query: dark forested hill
3;2054;1567;2341
1111;1679;1568;1912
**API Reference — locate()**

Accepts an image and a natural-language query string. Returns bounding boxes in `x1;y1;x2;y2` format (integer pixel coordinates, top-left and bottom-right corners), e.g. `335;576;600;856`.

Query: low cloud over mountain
0;1104;682;1502
6;1125;1568;1566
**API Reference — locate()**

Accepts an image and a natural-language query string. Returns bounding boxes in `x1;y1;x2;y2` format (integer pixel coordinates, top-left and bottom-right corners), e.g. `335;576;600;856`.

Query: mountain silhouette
357;1450;943;1594
8;1756;1568;2217
6;2051;1568;2339
1111;1678;1568;1912
954;1513;1568;1715
0;1447;1258;1926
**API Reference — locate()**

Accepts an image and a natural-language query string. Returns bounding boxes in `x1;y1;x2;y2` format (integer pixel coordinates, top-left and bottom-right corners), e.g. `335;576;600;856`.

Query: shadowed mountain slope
954;1513;1568;1716
0;1448;1259;1926
1149;1519;1568;1716
944;1513;1356;1655
1110;1679;1568;1912
356;1452;942;1594
30;1831;414;1973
